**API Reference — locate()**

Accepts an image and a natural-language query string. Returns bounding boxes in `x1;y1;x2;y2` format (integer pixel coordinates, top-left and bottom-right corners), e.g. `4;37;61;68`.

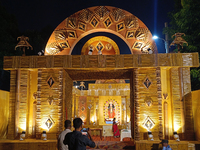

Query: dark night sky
1;0;175;53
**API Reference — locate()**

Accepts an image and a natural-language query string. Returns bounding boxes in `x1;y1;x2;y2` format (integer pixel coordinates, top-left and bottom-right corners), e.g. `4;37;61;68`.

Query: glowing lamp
42;131;47;141
147;131;154;141
20;131;26;141
152;35;158;39
173;131;180;141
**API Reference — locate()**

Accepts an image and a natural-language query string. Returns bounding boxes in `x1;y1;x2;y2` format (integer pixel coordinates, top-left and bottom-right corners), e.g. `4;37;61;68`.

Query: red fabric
113;123;120;136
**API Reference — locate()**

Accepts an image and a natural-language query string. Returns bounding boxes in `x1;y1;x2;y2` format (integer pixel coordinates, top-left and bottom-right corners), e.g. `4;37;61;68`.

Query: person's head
73;118;83;130
64;120;71;129
113;118;116;121
161;139;169;147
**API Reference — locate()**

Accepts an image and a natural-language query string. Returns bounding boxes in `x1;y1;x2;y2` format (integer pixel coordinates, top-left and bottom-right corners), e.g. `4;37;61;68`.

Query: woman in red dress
113;118;120;138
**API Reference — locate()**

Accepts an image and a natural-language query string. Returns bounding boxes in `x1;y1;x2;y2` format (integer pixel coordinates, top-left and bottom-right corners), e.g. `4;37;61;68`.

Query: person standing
63;118;95;150
113;118;120;138
57;120;72;150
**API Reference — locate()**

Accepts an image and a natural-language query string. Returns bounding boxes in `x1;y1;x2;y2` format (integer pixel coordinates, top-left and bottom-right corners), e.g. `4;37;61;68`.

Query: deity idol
108;101;115;119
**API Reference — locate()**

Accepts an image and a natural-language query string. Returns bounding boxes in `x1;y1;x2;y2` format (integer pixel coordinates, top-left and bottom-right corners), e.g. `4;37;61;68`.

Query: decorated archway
45;6;157;55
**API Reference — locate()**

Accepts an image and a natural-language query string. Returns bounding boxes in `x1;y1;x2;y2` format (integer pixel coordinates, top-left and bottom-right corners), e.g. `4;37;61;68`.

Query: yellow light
174;124;181;132
127;116;130;123
91;116;95;123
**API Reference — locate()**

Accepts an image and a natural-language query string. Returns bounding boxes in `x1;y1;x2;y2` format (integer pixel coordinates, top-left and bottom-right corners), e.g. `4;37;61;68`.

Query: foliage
165;0;200;91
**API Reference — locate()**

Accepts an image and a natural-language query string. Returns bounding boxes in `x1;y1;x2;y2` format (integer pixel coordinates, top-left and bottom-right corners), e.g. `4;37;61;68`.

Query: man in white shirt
57;120;72;150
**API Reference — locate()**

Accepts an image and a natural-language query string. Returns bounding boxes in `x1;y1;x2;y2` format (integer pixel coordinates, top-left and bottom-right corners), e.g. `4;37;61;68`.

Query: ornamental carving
135;28;149;41
116;21;125;32
54;30;67;41
67;30;77;39
126;30;136;39
143;116;155;131
45;116;55;130
103;16;112;28
47;95;54;105
144;96;153;107
66;16;77;29
47;76;55;88
94;6;109;20
111;8;125;22
78;9;93;23
90;16;99;28
78;22;86;32
46;42;62;55
125;15;139;29
143;77;151;89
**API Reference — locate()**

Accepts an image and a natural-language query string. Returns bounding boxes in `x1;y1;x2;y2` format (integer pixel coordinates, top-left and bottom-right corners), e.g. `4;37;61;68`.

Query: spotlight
20;131;26;141
42;131;47;141
173;131;180;141
148;131;154;141
152;35;158;39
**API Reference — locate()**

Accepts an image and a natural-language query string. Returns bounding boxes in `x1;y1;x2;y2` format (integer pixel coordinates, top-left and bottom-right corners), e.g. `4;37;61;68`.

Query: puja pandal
1;6;200;150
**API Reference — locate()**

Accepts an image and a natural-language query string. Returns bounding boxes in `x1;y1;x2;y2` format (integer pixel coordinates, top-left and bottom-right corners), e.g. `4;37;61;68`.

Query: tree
165;0;200;91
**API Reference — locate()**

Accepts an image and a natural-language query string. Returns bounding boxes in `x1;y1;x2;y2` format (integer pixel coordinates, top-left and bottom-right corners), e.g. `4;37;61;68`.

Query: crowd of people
57;117;171;150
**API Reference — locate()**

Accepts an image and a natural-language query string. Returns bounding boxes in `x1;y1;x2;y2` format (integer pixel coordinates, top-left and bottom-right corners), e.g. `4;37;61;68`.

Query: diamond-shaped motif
126;30;136;39
144;77;151;89
47;76;55;88
90;16;99;28
103;16;112;28
116;21;125;32
45;116;55;129
132;42;143;50
143;116;155;131
59;41;70;49
81;106;85;112
78;22;86;32
67;30;77;39
96;41;104;53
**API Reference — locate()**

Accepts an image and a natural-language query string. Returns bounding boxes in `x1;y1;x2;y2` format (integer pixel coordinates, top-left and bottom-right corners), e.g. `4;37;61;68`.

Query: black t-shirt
63;131;95;150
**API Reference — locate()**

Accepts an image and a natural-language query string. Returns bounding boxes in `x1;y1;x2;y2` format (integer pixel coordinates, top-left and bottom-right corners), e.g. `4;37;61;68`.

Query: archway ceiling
45;6;157;55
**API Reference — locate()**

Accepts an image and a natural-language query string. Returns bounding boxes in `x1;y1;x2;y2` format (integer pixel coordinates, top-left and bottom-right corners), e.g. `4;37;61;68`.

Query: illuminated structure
1;7;200;149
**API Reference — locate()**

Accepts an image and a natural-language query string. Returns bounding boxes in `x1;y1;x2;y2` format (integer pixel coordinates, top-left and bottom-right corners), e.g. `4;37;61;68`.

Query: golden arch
45;6;157;55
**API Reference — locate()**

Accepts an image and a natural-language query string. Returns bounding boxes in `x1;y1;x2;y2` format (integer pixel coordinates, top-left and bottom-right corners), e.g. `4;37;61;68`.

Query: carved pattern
66;16;77;29
78;9;93;23
45;116;55;129
125;15;139;29
143;116;155;131
105;43;112;51
126;30;136;39
47;95;54;105
132;42;143;50
94;6;109;20
47;76;55;88
90;16;99;28
67;30;77;39
103;16;112;28
163;93;168;100
116;21;125;32
141;42;156;54
144;77;151;89
46;42;62;55
59;41;70;49
135;28;149;41
144;96;153;107
78;22;86;32
54;30;67;41
156;67;163;139
96;41;104;52
111;8;125;22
